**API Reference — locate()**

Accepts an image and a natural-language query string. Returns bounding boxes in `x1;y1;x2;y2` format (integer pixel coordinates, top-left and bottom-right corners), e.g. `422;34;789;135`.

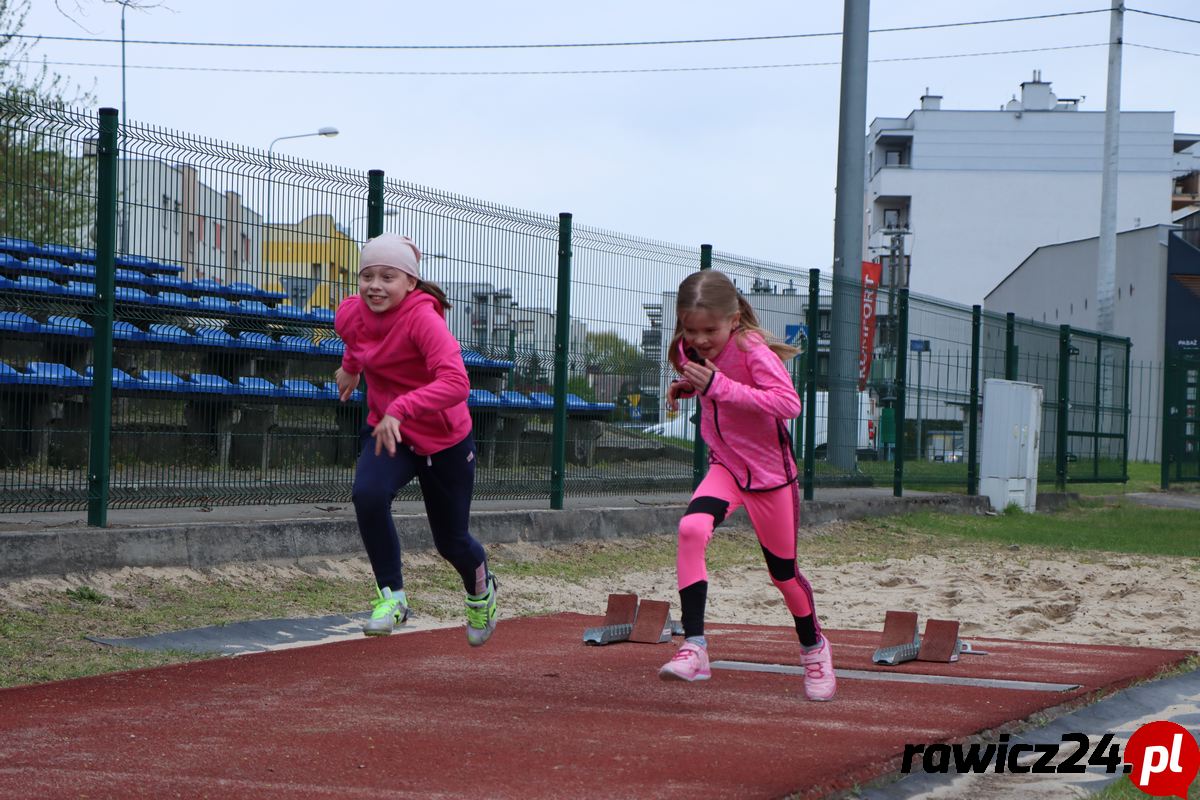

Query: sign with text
859;261;882;391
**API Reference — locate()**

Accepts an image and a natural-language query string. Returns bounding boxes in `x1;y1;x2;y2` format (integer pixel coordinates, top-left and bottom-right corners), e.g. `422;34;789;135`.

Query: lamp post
266;128;339;231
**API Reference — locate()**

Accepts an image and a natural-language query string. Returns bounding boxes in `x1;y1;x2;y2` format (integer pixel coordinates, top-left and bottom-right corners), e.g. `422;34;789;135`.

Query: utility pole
1097;0;1123;333
829;0;871;471
884;226;908;357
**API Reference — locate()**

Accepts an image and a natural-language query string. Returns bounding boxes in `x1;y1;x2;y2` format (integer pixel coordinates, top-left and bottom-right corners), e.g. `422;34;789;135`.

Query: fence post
1161;347;1172;491
550;212;573;509
1005;312;1017;381
967;304;981;495
690;244;713;490
893;288;909;497
367;169;384;238
1056;324;1071;492
87;108;119;527
1093;336;1103;481
804;269;819;501
1122;338;1131;483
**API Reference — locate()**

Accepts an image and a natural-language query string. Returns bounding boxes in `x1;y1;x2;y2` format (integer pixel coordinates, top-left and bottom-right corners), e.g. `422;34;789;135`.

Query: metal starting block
871;612;982;665
582;594;677;645
871;610;921;665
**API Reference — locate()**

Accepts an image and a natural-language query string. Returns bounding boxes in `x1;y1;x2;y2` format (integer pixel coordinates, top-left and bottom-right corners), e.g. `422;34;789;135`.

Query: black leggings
351;430;487;595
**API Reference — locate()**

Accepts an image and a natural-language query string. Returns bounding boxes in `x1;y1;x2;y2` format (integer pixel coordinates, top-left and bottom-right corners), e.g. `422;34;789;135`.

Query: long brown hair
667;270;799;371
415;279;452;311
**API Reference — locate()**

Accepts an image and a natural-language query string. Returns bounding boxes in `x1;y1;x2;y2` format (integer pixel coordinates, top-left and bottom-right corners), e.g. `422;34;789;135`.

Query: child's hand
334;367;360;402
679;360;717;393
372;414;404;457
666;379;696;412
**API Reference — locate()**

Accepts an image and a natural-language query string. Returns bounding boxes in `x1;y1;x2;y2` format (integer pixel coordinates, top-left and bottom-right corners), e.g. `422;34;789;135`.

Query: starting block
871;611;980;665
583;594;677;645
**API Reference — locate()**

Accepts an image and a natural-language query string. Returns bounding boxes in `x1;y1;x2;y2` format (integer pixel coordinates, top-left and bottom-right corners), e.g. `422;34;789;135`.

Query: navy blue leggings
351;430;487;595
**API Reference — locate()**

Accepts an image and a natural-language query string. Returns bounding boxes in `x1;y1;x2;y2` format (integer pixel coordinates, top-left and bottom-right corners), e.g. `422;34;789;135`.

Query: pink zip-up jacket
675;331;801;491
335;290;472;456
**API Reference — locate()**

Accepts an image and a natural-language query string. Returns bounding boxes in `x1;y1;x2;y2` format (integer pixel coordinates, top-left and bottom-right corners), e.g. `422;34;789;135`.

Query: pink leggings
677;465;814;619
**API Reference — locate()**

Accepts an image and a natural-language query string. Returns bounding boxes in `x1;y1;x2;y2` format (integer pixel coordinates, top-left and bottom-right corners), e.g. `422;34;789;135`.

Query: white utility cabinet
980;379;1043;513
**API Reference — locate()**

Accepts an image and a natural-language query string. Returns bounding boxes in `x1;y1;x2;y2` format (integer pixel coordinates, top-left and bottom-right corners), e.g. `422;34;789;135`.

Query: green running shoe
465;575;498;647
363;586;409;636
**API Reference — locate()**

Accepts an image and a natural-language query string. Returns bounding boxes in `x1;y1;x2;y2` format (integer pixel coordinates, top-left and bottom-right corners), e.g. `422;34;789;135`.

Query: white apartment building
863;71;1197;307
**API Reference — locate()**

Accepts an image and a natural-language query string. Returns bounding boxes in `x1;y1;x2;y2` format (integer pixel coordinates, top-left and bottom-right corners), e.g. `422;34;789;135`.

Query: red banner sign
858;261;882;391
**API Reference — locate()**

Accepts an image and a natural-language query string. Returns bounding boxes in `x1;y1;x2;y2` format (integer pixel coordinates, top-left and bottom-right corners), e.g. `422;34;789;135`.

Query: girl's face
681;308;739;361
358;266;417;314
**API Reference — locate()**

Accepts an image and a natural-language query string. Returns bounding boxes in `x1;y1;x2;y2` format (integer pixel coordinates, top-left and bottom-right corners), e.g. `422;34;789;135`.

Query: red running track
0;613;1190;799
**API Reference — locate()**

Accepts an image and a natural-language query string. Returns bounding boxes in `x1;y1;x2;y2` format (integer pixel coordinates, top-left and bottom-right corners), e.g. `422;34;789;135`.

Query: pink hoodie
678;331;801;490
335;290;472;456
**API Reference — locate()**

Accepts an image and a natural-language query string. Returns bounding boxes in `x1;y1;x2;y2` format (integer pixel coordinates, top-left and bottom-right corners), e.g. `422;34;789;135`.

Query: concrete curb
0;493;989;581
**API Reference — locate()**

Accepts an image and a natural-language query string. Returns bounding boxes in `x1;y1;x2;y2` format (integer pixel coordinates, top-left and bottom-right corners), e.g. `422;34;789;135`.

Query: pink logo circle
1123;721;1199;798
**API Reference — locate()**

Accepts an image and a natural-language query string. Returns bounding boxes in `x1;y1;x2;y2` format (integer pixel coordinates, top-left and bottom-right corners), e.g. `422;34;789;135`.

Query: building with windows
262;214;357;310
862;72;1199;307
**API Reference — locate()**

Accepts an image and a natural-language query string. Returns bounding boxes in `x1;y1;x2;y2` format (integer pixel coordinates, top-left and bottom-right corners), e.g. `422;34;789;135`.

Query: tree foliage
1;0;96;245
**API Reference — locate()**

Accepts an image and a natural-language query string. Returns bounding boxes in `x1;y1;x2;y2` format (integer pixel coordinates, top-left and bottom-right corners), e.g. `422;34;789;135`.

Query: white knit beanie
359;233;421;279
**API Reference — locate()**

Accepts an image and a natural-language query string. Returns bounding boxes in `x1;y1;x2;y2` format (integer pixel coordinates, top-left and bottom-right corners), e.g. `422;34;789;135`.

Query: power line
1127;7;1200;26
6;9;1109;51
22;43;1109;77
1126;41;1200;57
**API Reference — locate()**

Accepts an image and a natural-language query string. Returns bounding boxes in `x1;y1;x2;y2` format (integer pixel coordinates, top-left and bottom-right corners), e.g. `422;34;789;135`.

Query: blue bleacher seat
273;304;307;320
154;291;194;309
37;243;85;262
529;392;555;409
21;257;69;277
279;335;314;353
237;376;281;397
196;295;234;313
0;252;21;270
14;275;63;294
194;327;235;348
145;323;195;344
566;393;589;409
67;262;96;279
236;300;272;317
468;389;502;408
149;274;186;290
73;248;97;263
226;282;260;299
499;391;534;408
187;373;237;394
114;254;157;271
26;362;89;388
43;315;92;337
190;279;223;294
65;280;95;297
316;381;341;400
281;379;321;398
114;286;152;304
316;338;344;356
0;312;40;333
461;350;516;370
261;287;288;300
310;308;336;324
114;268;151;285
0;363;24;384
0;237;39;256
321;381;362;402
138;370;186;392
86;366;141;390
234;331;275;351
0;275;15;290
112;321;145;341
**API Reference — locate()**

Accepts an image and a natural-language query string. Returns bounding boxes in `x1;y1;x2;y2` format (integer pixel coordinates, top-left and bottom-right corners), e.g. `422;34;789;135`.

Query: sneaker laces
465;587;493;629
671;646;700;663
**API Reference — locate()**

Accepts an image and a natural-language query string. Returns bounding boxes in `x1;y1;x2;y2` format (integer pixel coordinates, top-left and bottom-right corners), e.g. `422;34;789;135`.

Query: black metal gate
1162;350;1200;487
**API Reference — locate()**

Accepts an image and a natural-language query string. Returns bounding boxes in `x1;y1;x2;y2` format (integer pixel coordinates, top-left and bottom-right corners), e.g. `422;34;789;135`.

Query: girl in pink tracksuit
335;233;497;647
657;270;835;701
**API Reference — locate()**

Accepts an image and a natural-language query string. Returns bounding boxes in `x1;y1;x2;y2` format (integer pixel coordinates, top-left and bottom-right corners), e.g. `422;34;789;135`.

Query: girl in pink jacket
335;233;496;647
657;270;834;701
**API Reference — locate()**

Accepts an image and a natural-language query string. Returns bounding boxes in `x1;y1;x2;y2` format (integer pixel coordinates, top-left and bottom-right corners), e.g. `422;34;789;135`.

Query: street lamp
264;126;338;287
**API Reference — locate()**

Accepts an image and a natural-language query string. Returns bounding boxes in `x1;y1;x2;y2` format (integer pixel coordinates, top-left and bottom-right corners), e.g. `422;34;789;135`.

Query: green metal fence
0;101;1135;518
1162;348;1200;488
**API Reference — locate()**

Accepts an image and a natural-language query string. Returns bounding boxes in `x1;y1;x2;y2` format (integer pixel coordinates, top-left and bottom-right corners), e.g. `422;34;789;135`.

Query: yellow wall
261;214;358;308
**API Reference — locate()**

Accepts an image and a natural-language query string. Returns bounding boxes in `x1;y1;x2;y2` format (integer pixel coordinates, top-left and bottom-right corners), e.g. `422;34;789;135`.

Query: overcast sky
18;1;1199;306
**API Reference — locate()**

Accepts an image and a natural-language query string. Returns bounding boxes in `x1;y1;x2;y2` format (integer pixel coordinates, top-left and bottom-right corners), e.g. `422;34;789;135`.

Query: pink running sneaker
800;637;837;701
658;641;711;682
